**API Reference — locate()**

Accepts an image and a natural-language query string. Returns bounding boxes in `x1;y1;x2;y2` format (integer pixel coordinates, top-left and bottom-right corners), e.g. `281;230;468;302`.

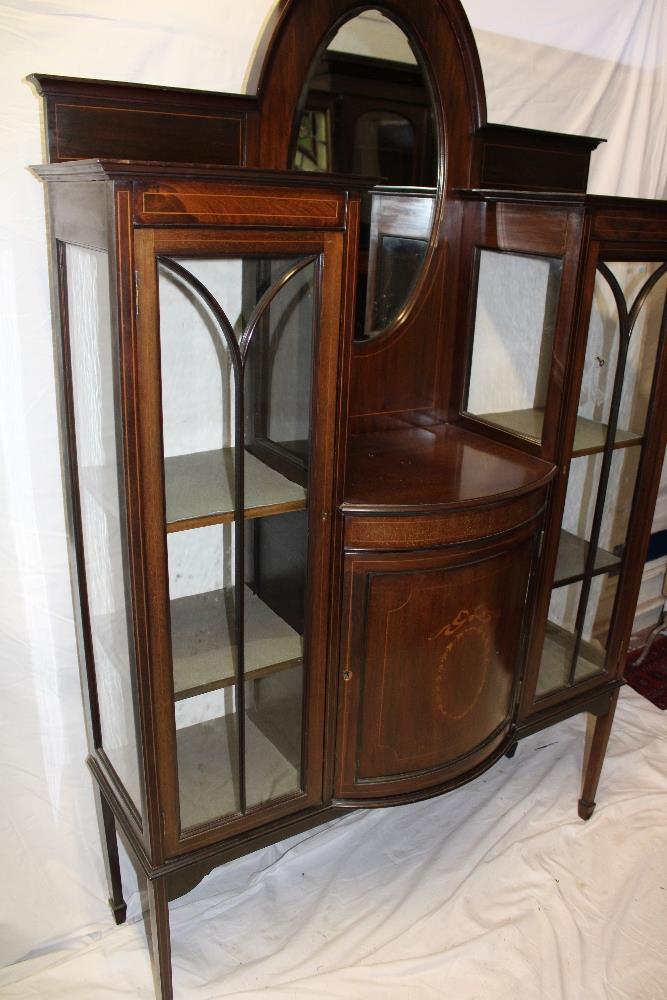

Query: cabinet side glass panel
65;244;142;809
159;256;316;832
466;250;563;444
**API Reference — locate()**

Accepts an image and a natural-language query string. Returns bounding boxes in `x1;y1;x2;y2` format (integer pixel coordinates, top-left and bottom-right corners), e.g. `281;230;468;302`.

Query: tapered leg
139;872;173;1000
93;783;127;924
578;689;619;821
505;742;518;759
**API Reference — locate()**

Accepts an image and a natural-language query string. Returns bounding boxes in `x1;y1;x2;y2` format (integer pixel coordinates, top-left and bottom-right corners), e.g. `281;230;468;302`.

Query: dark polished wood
93;782;127;924
139;873;173;1000
579;688;620;820
473;124;604;194
336;517;542;800
28;73;257;167
344;424;556;512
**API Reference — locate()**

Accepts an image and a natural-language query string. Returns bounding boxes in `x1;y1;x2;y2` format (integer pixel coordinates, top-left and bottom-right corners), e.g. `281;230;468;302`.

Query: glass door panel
243;264;316;808
535;260;667;701
159;253;318;833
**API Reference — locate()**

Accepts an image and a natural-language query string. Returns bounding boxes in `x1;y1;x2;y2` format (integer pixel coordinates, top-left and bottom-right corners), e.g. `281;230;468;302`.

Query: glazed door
134;228;344;855
335;519;541;802
522;252;667;712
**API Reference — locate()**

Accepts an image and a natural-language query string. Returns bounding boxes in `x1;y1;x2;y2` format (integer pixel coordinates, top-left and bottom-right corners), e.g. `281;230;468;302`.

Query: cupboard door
336;524;540;801
134;229;344;854
525;258;667;710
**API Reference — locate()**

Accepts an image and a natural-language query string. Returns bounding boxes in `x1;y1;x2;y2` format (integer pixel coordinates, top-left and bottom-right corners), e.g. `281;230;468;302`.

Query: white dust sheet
0;686;665;1000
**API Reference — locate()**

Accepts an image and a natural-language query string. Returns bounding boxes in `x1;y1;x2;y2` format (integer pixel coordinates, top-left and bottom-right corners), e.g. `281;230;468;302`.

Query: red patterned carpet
625;634;667;710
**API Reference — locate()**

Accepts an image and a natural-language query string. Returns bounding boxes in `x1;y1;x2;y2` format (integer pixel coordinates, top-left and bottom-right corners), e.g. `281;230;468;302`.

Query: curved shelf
343;423;556;515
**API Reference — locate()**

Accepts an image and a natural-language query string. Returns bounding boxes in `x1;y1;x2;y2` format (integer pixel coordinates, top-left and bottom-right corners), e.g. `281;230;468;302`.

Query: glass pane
65;244;142;810
245;259;316;475
168;525;240;829
466;250;563;444
538;581;608;697
616;263;666;438
159;255;316;831
243;263;317;808
538;583;581;697
577;271;620;435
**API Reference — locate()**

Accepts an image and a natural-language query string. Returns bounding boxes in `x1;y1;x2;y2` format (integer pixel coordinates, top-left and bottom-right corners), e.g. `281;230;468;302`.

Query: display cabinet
31;0;667;996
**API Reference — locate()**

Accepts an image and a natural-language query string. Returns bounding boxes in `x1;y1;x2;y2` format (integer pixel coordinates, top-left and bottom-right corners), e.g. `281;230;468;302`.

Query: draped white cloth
0;1;665;996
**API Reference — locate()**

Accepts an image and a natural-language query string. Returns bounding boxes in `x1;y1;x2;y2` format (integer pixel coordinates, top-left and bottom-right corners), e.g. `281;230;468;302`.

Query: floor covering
626;634;667;710
1;686;665;1000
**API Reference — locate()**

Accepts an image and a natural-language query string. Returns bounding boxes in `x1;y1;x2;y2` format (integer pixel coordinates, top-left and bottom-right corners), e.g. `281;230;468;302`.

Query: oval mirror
292;10;438;341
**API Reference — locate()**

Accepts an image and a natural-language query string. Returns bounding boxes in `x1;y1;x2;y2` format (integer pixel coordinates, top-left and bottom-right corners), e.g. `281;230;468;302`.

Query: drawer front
343;488;546;551
134;181;346;228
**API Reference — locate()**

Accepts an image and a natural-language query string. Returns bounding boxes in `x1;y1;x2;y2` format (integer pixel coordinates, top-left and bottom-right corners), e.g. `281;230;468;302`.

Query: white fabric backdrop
0;1;666;996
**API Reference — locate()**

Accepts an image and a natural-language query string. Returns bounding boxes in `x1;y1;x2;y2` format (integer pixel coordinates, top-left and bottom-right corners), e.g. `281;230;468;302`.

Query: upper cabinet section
28;74;258;167
31;0;616;438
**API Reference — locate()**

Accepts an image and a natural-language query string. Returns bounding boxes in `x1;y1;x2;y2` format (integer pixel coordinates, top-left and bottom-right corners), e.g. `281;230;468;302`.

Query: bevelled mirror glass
293;9;438;340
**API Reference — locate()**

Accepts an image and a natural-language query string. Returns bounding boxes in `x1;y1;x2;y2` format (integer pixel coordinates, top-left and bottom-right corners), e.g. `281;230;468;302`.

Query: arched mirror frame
247;0;488;428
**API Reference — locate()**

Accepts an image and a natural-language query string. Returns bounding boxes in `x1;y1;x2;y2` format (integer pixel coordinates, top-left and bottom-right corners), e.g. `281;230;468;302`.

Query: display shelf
171;587;303;700
536;620;606;697
165;448;307;532
571;417;641;456
176;714;300;830
553;529;621;588
473;408;642;454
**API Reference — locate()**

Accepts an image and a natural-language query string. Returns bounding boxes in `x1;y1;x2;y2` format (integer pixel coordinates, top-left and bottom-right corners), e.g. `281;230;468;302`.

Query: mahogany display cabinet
31;0;667;995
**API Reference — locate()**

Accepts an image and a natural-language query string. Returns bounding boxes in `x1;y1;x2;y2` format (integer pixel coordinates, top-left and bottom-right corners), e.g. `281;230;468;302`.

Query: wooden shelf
176;714;300;831
171;587;303;700
536;620;606;697
553;529;621;587
344;423;555;512
571;416;641;456
165;448;307;533
473;408;642;455
474;408;545;444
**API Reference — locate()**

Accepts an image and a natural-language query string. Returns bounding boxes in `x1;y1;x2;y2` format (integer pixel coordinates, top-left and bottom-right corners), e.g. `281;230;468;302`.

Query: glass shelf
473;407;642;454
536;620;606;698
553;529;621;588
165;448;307;532
171;586;303;700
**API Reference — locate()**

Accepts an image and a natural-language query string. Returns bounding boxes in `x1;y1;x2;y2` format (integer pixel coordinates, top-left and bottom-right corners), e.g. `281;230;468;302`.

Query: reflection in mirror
293;10;437;340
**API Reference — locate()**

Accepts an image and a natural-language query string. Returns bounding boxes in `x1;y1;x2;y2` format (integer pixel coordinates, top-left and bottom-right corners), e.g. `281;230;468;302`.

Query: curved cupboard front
335;423;555;803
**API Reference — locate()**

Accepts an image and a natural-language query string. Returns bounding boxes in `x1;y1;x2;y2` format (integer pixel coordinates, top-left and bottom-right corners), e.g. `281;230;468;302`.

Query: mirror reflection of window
293;10;438;340
293;109;330;172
